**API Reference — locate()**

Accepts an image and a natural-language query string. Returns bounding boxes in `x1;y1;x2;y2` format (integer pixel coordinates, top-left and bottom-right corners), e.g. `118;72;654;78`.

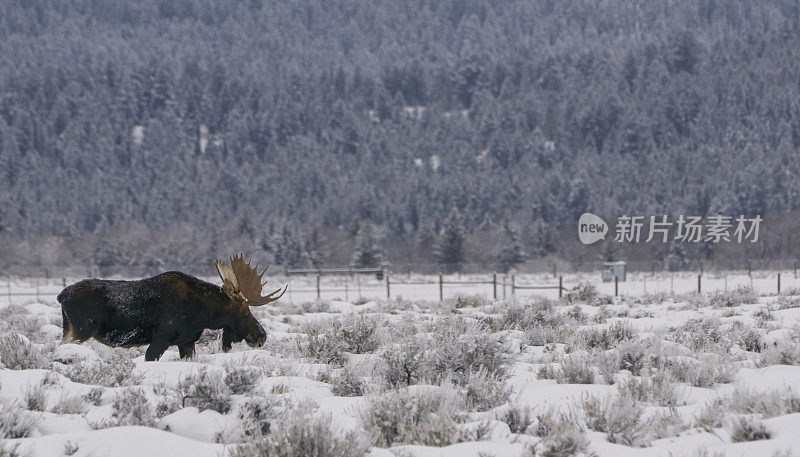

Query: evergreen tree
496;220;528;273
665;242;689;271
304;228;326;268
436;208;465;273
270;222;308;268
352;221;383;268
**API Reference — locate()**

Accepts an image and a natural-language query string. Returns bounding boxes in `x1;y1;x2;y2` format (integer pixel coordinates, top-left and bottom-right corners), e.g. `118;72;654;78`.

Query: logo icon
578;213;608;244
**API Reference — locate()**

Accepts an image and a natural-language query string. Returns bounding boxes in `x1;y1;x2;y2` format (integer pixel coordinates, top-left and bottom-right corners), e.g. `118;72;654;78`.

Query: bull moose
57;254;286;361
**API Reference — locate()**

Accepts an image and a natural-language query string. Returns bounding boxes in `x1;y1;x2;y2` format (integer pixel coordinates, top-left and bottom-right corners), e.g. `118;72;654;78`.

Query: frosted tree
665;242;689;271
269;222;308;268
496;219;528;273
436;208;465;273
352;221;383;268
304;229;326;268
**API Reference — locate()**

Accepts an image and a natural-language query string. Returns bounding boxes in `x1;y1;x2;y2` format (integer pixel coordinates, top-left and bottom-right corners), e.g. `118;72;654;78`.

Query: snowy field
2;270;797;306
3;278;800;456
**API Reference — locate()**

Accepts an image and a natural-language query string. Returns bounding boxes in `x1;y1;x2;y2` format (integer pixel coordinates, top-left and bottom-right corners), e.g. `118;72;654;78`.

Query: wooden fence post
614;276;618;297
778;273;781;294
386;275;390;299
492;272;497;300
558;275;563;298
439;274;443;301
697;274;702;294
511;275;515;296
316;275;321;300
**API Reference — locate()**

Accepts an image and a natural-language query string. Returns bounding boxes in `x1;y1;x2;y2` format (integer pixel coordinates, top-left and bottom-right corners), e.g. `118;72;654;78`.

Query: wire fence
2;263;799;306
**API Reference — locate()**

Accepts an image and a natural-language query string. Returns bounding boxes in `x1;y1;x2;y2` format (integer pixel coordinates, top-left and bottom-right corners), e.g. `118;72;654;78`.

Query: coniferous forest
1;0;800;273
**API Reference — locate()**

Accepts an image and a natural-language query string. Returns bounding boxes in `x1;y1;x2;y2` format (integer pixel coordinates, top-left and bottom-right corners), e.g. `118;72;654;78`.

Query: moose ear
215;259;239;297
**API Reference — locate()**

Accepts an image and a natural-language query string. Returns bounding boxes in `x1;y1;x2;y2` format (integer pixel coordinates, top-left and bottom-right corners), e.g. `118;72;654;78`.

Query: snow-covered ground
2;280;800;457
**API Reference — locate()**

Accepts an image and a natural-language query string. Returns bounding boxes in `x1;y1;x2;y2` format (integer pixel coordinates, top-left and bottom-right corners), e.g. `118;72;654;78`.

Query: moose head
215;254;286;351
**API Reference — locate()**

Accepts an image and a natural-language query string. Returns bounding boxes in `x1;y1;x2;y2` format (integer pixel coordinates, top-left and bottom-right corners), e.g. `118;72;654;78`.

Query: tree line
1;0;799;273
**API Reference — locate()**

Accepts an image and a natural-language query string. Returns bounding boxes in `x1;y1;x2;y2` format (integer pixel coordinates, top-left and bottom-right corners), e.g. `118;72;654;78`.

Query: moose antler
227;253;286;306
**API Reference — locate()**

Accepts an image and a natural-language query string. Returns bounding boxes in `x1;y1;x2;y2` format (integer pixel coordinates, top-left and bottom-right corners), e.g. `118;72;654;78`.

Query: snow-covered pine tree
352;220;383;268
496;219;528;272
436;207;465;273
270;222;308;268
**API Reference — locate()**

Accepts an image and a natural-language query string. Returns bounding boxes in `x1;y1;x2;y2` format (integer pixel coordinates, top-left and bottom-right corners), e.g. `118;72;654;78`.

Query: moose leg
222;328;236;352
61;309;73;343
145;340;170;361
178;343;196;359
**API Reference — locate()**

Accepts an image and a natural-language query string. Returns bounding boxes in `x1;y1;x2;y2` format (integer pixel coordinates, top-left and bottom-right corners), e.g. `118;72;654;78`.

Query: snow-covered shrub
557;356;595;384
444;294;491;309
669;318;729;353
723;388;800;418
380;339;425;387
233;412;367;457
0;334;52;370
618;371;685;407
0;440;27;457
565;282;599;303
758;344;800;366
271;384;290;394
61;349;141;387
111;389;154;427
83;388;104;406
732;322;763;352
362;387;466;447
566;305;587;323
0;306;41;338
595;352;621;385
582;393;651;447
51;395;88;415
323;365;366;397
498;403;534;434
238;397;282;438
522;324;562;347
649;409;687;440
527;414;589;457
669;356;738;388
574;321;636;350
337;314;382;353
422;317;509;385
613;341;649;376
23;383;47;412
707;285;758;308
537;364;560;381
299;323;346;366
694;399;728;429
300;300;331;314
728;416;771;442
0;401;40;439
63;441;79;456
177;369;231;414
499;299;556;331
464;368;510;412
151;383;180;418
225;365;262;395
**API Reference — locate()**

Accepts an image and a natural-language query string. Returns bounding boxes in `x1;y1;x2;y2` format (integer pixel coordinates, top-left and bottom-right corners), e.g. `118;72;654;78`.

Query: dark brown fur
57;271;266;361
